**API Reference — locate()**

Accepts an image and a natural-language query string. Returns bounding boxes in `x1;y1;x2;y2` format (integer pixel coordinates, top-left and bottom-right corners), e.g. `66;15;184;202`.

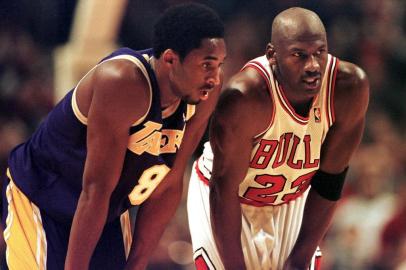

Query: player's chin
299;86;320;98
183;96;201;105
184;90;211;105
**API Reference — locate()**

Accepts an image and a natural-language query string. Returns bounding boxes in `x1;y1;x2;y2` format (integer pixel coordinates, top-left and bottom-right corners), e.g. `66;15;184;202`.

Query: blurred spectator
322;144;398;269
0;29;54;174
374;180;406;270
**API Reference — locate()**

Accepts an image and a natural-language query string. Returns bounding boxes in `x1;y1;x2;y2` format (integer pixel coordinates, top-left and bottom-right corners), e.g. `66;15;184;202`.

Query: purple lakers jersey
7;48;195;223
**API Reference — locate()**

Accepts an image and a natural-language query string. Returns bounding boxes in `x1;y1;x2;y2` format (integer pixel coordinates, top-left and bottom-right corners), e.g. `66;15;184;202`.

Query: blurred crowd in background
1;0;405;269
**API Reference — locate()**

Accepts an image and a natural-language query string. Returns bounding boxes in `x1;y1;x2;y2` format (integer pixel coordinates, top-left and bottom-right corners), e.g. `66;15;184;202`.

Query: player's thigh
187;165;223;270
187;164;212;246
2;175;68;270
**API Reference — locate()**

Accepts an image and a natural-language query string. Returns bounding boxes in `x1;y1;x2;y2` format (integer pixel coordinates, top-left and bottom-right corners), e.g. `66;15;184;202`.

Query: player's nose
304;55;320;72
207;69;221;88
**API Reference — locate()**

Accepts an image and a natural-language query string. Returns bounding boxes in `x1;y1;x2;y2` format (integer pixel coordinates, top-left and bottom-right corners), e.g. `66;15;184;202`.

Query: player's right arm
209;68;272;270
65;59;150;270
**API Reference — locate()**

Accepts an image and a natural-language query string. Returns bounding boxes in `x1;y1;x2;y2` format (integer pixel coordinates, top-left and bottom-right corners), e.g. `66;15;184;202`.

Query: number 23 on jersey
243;170;316;205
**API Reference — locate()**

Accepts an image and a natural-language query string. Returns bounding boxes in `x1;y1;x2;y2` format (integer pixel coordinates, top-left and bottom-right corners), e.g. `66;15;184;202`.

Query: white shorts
187;159;321;270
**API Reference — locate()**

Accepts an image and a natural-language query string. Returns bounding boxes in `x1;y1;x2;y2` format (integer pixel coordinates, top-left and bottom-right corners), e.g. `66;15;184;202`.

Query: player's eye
316;47;328;56
292;52;305;58
202;62;212;70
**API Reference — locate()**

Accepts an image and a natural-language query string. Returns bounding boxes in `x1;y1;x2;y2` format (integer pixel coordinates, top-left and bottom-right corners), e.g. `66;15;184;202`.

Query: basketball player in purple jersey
187;7;369;270
2;3;226;270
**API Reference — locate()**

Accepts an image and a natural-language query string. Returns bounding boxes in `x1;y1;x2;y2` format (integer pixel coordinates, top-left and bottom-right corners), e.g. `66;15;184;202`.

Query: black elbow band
311;167;349;201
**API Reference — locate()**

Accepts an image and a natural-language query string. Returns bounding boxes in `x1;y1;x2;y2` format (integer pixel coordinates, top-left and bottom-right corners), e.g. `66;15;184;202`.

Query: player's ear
162;49;180;66
266;43;276;65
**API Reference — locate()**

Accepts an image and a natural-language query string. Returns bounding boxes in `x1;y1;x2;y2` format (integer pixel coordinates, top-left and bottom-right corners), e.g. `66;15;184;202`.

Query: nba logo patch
314;108;321;122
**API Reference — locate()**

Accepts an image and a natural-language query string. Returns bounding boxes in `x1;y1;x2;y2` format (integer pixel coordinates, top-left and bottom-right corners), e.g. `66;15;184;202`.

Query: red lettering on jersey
242;171;317;205
250;139;278;169
303;135;320;168
282;170;316;201
243;174;286;204
273;133;292;169
195;255;209;270
250;133;319;171
287;135;303;169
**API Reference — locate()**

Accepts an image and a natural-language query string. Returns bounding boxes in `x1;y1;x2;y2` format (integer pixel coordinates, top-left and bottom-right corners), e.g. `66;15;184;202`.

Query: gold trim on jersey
4;169;47;270
185;104;196;121
71;54;153;127
120;210;132;259
162;99;181;119
72;88;88;124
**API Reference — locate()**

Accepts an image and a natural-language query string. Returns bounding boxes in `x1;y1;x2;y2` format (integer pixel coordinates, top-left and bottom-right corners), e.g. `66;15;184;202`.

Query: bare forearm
65;192;110;270
210;188;246;270
285;188;337;269
125;181;183;270
124;102;214;269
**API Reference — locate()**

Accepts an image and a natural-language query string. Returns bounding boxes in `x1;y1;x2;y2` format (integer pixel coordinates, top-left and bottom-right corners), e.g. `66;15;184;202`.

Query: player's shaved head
271;7;326;48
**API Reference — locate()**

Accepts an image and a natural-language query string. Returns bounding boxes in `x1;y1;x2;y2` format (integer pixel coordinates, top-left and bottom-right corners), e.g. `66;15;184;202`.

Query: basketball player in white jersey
187;7;369;270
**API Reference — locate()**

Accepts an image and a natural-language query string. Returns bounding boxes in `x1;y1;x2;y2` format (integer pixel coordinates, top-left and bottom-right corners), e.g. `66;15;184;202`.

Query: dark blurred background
1;0;405;269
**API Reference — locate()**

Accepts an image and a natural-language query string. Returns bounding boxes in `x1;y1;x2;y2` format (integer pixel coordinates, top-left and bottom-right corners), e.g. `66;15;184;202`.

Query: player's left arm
124;85;221;270
284;61;369;269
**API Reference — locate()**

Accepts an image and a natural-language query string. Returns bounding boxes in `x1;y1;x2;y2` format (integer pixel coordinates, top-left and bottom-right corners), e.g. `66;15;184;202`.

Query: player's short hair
153;3;224;60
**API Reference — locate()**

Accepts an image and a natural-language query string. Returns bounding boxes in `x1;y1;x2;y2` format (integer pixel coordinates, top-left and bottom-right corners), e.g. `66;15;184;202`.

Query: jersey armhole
241;63;276;140
71;55;153;126
326;56;339;127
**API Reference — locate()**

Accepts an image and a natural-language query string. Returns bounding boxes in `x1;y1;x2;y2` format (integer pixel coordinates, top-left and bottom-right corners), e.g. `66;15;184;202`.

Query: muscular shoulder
336;61;368;94
78;58;151;126
212;67;272;138
94;59;150;96
334;61;369;125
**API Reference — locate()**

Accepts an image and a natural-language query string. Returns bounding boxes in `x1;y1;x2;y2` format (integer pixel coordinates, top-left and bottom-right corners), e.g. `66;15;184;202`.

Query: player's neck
274;69;314;117
150;57;180;109
280;84;313;117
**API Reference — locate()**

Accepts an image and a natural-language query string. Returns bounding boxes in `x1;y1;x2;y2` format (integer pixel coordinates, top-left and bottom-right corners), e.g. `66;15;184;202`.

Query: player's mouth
302;77;320;90
200;89;210;101
200;83;214;101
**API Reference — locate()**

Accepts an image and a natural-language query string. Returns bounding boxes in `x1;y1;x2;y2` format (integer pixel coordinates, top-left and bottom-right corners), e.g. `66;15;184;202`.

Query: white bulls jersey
189;54;338;270
197;54;338;206
238;54;338;206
